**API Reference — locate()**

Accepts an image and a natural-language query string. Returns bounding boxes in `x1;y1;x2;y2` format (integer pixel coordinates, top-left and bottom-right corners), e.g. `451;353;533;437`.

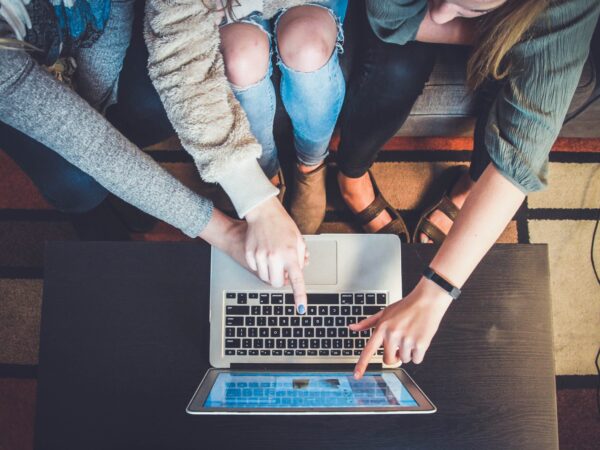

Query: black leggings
337;5;497;182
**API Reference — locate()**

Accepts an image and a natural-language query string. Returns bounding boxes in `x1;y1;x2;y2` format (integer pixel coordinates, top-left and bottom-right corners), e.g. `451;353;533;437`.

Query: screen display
204;372;418;409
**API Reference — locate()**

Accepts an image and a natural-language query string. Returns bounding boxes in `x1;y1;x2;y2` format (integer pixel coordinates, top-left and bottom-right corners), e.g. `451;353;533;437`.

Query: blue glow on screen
204;372;417;408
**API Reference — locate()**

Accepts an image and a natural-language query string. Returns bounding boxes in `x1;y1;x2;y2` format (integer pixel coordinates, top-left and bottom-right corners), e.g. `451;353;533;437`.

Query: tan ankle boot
289;163;327;234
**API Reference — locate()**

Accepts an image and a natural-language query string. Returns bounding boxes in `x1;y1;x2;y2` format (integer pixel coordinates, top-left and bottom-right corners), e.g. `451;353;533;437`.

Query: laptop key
254;339;263;348
262;306;272;315
273;350;283;356
274;306;283;315
293;328;303;338
237;350;247;355
344;339;353;348
226;317;243;326
299;339;309;349
236;328;246;337
225;339;240;348
356;339;365;349
342;350;352;356
249;350;259;356
271;328;281;337
318;306;328;316
259;293;269;304
268;317;277;326
330;306;339;315
341;294;353;304
245;316;256;326
265;339;275;349
363;306;383;315
226;292;236;299
243;339;252;348
346;317;357;326
313;317;323;327
322;339;331;349
361;330;371;338
238;293;247;304
308;306;317;315
319;350;330;356
325;317;334;327
226;305;249;315
260;350;271;356
335;317;345;327
251;306;260;315
308;350;318;356
331;350;341;356
249;293;258;299
377;349;384;355
333;339;343;349
282;328;292;337
295;350;306;356
284;306;294;316
304;328;315;337
308;294;339;304
225;349;235;355
366;293;376;304
310;339;320;348
279;317;289;326
291;317;300;327
276;339;286;348
259;328;269;337
327;328;336;337
257;317;266;327
355;294;365;304
338;328;348;337
285;294;294;304
353;350;362;356
316;329;325;338
302;317;311;327
377;293;387;304
288;339;298;349
352;306;361;316
284;350;294;356
248;328;258;337
341;306;351;315
225;327;235;337
271;294;283;304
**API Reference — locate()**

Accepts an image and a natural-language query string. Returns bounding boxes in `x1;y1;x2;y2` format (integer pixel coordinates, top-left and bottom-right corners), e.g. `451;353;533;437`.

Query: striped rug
1;136;599;449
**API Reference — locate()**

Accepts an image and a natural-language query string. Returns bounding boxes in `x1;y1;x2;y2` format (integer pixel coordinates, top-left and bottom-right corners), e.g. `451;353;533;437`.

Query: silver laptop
187;234;436;414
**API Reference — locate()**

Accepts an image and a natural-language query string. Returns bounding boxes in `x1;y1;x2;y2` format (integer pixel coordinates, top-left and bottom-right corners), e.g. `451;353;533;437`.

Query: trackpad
304;240;337;285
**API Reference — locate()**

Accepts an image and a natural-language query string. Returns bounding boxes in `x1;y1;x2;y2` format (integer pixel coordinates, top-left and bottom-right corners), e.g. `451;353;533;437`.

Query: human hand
244;197;308;313
352;278;453;379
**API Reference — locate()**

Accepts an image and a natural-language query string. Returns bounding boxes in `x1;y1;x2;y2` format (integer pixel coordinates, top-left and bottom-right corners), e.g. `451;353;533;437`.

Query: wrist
245;196;280;223
198;208;239;249
414;277;454;309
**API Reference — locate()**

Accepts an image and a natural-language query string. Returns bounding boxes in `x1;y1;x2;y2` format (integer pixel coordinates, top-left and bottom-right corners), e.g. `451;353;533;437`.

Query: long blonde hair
467;0;550;89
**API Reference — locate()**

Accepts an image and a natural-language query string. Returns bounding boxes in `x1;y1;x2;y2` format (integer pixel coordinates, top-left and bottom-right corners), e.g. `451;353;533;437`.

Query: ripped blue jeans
227;0;348;179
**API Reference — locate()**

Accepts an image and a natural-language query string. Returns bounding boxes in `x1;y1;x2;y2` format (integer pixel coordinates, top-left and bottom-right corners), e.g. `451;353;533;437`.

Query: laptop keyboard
223;292;387;358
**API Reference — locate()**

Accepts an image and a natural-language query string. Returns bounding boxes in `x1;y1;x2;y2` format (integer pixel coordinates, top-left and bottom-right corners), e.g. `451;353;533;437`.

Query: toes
419;233;432;244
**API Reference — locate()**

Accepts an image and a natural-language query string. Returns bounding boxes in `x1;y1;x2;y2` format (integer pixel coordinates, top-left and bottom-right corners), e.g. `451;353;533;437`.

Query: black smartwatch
422;267;461;300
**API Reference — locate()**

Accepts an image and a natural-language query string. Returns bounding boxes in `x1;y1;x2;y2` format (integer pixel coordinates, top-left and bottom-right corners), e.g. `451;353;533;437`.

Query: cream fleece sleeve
144;0;278;217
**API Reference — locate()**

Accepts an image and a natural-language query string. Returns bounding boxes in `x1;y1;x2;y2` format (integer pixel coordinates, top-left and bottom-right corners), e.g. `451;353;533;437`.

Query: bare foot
338;172;393;233
419;171;474;243
270;173;281;187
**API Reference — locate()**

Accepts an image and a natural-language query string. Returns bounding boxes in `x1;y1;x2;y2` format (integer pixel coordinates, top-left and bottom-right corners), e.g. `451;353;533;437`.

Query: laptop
187;234;436;414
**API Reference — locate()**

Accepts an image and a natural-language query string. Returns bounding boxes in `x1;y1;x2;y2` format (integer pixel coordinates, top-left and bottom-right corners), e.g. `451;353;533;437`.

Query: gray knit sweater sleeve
484;0;600;193
0;47;214;237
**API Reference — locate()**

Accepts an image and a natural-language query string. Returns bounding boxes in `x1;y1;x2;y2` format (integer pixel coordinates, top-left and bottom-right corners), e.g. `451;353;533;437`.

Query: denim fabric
229;0;348;178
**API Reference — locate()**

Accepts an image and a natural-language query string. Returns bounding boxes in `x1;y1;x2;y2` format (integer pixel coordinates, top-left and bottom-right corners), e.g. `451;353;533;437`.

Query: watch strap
423;267;461;300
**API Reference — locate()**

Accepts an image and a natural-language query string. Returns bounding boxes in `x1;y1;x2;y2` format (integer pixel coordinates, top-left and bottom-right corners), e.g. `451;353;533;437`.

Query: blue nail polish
297;304;306;315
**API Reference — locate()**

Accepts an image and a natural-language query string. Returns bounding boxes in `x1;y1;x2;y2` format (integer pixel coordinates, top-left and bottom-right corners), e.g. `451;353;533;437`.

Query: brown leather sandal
352;170;410;243
413;165;469;244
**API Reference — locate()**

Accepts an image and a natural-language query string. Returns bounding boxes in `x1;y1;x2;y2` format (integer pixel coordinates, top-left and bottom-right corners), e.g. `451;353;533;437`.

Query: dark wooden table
35;242;558;450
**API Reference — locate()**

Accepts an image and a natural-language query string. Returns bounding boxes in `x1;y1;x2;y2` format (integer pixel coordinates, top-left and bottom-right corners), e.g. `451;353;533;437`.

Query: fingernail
297;304;306;315
353;372;360;380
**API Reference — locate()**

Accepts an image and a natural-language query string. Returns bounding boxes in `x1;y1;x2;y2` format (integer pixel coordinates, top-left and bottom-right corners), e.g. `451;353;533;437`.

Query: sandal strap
378;217;410;241
419;219;447;244
438;195;460;221
354;194;389;226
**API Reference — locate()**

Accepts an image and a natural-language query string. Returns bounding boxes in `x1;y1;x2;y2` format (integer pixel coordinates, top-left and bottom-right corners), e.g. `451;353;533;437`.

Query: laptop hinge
230;363;383;371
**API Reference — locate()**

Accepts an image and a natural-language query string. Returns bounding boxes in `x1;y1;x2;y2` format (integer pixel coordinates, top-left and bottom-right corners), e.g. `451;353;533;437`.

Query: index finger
286;262;307;314
353;330;384;380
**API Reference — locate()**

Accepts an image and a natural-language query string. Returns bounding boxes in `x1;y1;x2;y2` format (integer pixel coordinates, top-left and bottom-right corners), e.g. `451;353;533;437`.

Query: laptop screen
204;372;418;408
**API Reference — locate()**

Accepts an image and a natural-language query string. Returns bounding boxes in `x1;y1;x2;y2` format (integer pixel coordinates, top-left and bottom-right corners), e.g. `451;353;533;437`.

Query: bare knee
220;23;270;88
277;6;338;73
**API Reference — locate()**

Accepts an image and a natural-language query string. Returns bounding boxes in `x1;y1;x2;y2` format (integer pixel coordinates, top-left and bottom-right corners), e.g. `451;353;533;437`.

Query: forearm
415;14;477;45
0;50;214;237
429;164;525;289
